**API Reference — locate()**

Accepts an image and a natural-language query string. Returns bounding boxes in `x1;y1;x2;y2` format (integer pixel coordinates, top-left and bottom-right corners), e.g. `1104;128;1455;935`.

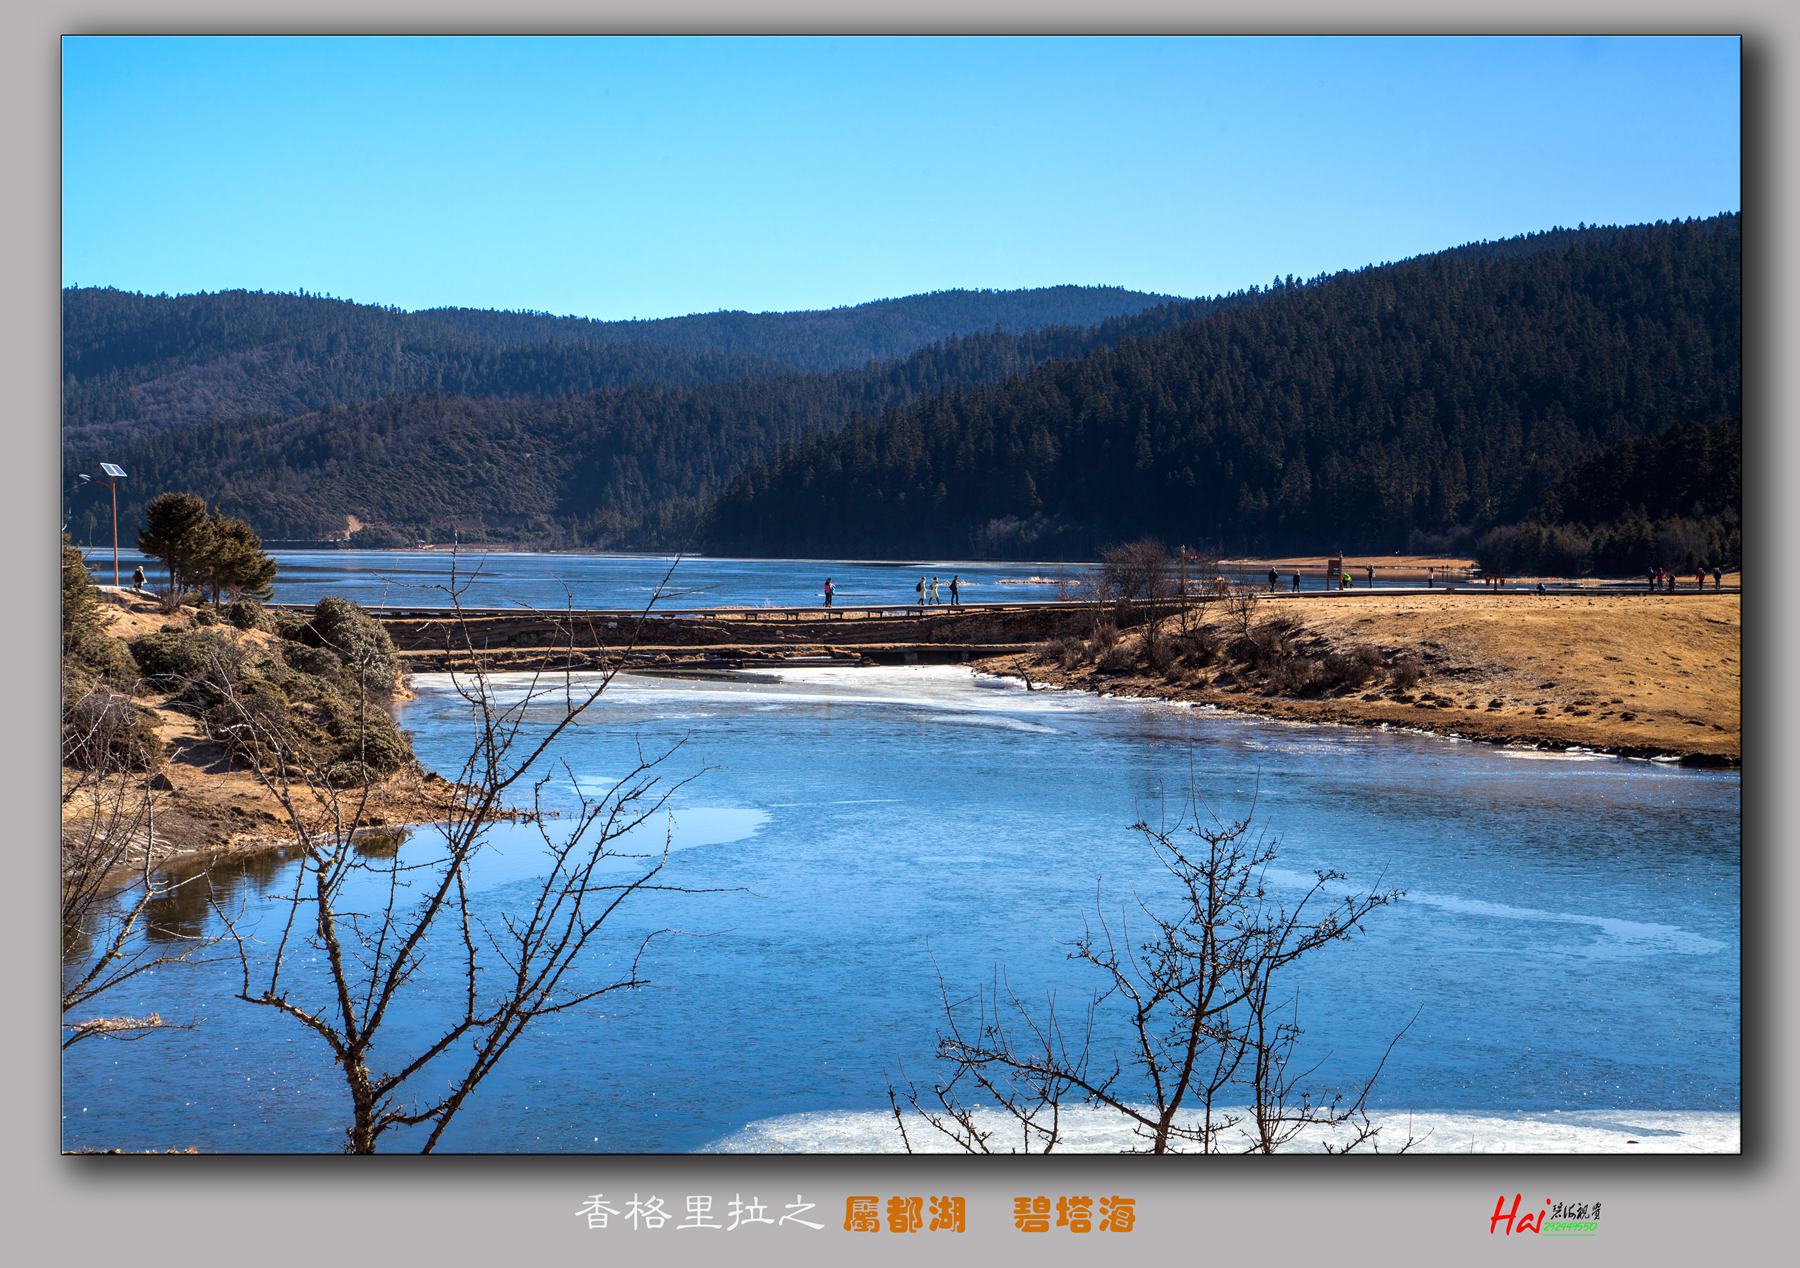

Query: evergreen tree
198;511;278;602
60;534;102;651
137;492;213;595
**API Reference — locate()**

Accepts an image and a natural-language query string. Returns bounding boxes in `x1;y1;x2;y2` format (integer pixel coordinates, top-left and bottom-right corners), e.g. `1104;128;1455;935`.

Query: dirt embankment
976;592;1740;765
63;592;480;868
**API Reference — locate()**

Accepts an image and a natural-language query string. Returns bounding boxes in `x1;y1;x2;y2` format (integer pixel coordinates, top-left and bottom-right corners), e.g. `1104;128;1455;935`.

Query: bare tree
1222;580;1261;641
208;554;720;1152
1098;538;1173;611
61;684;213;1047
891;782;1416;1154
1098;537;1177;663
1172;547;1221;642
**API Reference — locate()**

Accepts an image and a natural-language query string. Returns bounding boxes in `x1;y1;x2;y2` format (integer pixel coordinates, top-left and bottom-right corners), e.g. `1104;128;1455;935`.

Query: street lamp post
78;464;129;586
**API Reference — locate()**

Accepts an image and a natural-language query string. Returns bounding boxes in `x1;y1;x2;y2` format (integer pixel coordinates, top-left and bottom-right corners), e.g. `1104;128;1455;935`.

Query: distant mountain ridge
62;283;1179;442
64;292;1234;547
63;218;1740;567
419;285;1185;371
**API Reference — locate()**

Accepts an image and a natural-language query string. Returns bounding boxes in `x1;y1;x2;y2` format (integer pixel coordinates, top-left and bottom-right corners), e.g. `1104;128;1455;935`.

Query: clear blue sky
62;35;1740;320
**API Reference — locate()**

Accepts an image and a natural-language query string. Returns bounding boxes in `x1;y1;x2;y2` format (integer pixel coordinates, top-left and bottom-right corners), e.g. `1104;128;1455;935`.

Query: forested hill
62;284;1175;442
65;295;1233;547
420;285;1181;372
703;215;1741;560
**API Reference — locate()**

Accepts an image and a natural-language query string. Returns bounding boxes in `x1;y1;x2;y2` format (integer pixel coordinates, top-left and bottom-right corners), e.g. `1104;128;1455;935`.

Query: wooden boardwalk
269;582;1740;626
259;585;1743;675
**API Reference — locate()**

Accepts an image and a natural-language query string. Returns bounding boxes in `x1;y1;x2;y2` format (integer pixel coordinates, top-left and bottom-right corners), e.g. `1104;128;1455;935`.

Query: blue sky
62;35;1740;320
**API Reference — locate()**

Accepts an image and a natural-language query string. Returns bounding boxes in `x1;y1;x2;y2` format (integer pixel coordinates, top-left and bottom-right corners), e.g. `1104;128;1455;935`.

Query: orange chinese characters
1013;1195;1052;1233
928;1196;966;1233
844;1195;880;1233
1057;1195;1093;1233
887;1196;923;1233
1099;1196;1136;1232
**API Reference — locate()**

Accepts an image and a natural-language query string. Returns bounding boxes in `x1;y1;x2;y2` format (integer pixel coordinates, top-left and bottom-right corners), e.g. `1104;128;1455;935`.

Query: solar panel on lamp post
79;464;129;586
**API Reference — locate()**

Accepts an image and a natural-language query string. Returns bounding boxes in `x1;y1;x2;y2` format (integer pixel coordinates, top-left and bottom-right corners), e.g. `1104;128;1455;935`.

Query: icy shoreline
709;1107;1741;1154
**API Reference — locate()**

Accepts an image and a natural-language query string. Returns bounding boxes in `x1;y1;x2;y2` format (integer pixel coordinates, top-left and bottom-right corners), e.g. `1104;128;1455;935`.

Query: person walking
1365;565;1375;588
1713;565;1724;589
949;575;960;606
1290;571;1301;593
823;578;834;609
130;564;146;595
1268;568;1279;593
1647;567;1658;593
915;575;926;608
1695;565;1706;591
929;576;941;605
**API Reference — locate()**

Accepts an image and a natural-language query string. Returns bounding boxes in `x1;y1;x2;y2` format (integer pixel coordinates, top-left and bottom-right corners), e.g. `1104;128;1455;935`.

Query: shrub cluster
1043;609;1421;700
63;528;411;782
120;604;413;778
291;597;405;700
224;596;269;631
61;683;165;772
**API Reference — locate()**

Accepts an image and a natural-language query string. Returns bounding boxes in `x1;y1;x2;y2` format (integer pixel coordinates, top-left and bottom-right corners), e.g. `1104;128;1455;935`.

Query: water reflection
141;847;304;943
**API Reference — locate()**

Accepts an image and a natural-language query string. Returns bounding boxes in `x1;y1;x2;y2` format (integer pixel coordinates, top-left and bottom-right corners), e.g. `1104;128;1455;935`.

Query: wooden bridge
263;585;1738;674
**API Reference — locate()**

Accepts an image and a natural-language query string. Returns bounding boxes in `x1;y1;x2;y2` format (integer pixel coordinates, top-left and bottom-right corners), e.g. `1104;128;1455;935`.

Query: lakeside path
977;591;1740;765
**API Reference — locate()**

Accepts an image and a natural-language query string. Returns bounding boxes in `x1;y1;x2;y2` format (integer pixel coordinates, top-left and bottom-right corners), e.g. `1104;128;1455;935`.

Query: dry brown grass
66;591;458;863
985;591;1740;763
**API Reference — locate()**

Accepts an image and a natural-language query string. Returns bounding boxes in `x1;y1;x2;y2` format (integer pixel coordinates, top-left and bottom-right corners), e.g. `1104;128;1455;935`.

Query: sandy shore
977;591;1740;764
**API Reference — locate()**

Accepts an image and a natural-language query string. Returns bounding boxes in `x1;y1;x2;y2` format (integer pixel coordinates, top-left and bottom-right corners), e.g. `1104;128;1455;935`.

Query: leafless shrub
1098;538;1173;610
61;701;212;1048
1389;655;1425;691
62;683;165;772
1320;646;1383;692
1222;583;1259;639
891;784;1414;1154
1096;640;1137;674
1176;623;1223;665
1269;656;1327;696
1145;628;1179;677
1088;617;1119;654
211;551;725;1152
1051;636;1088;670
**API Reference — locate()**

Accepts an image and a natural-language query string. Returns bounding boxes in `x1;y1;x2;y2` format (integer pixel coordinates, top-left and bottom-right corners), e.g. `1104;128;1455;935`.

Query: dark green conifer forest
709;216;1740;571
65;217;1740;575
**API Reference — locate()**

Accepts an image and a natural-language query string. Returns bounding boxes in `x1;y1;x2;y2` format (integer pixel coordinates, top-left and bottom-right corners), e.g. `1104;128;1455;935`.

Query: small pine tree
200;511;278;603
137;492;213;596
60;534;102;652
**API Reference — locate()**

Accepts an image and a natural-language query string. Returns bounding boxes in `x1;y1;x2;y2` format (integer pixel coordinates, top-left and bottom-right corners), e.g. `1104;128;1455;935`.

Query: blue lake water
82;547;1428;610
62;665;1740;1154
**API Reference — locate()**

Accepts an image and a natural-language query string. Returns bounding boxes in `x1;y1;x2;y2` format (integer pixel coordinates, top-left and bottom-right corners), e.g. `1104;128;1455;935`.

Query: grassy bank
976;591;1740;764
62;589;477;867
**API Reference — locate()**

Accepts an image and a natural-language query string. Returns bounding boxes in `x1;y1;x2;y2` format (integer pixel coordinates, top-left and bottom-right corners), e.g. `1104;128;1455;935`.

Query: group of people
914;575;960;606
818;575;963;609
1264;567;1369;592
1648;564;1725;592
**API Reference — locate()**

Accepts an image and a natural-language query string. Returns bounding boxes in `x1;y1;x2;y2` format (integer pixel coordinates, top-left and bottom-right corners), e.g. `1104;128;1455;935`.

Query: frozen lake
63;666;1740;1153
